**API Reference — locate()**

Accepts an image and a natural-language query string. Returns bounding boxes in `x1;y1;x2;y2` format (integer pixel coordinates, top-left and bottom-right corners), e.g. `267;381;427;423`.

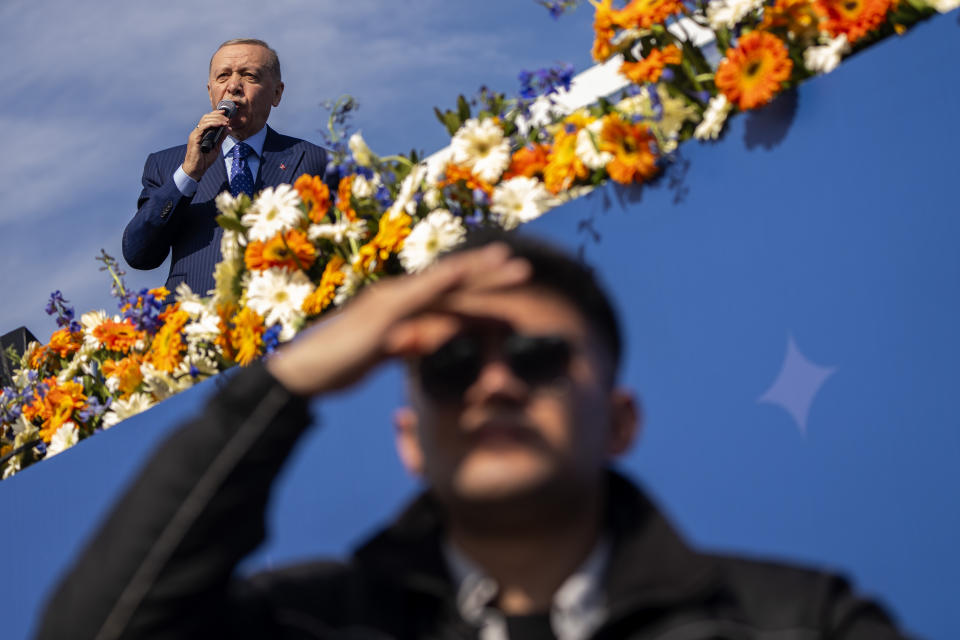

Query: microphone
199;100;237;153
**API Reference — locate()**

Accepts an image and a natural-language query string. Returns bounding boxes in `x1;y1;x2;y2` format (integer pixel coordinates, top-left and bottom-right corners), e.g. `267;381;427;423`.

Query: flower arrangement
0;0;955;478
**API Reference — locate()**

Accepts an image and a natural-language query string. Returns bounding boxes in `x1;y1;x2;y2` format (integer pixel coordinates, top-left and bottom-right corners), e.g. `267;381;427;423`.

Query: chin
450;453;556;505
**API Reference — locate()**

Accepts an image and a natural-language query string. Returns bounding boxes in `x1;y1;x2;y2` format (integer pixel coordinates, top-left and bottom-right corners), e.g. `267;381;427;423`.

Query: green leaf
215;215;247;234
457;94;471;123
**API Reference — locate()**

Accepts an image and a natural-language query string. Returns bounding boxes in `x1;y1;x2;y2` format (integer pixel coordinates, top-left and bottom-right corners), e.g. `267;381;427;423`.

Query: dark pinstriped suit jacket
123;127;328;295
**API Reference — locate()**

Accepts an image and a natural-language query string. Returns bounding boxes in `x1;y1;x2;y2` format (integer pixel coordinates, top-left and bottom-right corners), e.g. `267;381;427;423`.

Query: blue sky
0;0;596;339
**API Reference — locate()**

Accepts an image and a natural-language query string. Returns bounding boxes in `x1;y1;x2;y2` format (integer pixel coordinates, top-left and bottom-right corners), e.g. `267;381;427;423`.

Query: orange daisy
599;113;660;185
245;229;317;272
619;0;686;29
620;45;683;85
590;0;619;61
102;355;144;399
295;174;332;223
438;163;495;198
761;0;821;39
93;319;145;354
34;379;87;442
715;31;794;111
503;144;551;180
814;0;892;43
336;175;358;221
302;256;347;315
47;328;82;359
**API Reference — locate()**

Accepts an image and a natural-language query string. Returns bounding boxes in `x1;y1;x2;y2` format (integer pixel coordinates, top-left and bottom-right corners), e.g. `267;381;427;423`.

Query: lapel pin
279;163;286;170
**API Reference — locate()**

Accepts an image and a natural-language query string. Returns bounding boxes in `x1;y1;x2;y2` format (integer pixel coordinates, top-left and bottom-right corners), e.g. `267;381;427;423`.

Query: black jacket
36;363;910;640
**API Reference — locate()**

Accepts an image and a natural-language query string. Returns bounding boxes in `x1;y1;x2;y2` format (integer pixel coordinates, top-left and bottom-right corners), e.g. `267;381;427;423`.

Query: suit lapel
196;154;229;203
258;127;305;191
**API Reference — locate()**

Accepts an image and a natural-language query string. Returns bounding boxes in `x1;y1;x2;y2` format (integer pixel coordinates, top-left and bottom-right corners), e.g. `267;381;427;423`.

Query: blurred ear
394;406;424;476
606;389;641;457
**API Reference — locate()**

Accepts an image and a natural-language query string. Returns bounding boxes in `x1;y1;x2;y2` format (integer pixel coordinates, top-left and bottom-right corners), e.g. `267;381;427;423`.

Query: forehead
453;286;590;339
209;44;271;73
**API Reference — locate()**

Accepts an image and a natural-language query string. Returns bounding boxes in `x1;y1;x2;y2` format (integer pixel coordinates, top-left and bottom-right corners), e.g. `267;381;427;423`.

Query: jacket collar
351;471;722;614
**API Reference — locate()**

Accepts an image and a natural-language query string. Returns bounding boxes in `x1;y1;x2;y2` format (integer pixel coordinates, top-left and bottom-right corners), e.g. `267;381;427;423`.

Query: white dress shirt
172;125;268;197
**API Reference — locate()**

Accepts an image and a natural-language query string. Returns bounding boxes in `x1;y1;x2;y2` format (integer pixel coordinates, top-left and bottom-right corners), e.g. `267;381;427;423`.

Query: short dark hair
210;38;281;81
447;230;623;378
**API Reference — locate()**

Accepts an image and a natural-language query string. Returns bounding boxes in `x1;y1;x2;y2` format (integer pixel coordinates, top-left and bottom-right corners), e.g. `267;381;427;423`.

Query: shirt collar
221;125;268;158
442;536;610;640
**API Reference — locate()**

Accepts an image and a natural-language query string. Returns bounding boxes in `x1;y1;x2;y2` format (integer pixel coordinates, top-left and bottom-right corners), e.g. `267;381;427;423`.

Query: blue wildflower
46;291;78;330
472;189;490;207
76;396;110;424
34;441;47;457
517;63;576;101
263;324;282;355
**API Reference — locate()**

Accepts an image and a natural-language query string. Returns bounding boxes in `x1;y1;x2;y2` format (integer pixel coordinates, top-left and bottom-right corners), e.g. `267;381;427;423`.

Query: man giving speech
123;38;328;295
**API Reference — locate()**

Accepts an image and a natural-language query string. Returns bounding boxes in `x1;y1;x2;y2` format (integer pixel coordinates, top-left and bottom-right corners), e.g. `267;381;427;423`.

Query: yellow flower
230;307;266;366
543;112;595;194
144;307;190;373
103;355;144;399
303;256;347;315
356;213;412;274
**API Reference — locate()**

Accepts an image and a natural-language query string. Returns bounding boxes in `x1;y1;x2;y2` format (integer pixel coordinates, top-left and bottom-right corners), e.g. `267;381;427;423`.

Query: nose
464;358;529;407
225;73;243;96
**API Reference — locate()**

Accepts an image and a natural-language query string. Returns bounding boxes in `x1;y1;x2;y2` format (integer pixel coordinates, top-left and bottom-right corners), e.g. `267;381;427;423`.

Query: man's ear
394;406;424;476
273;81;284;107
607;389;641;457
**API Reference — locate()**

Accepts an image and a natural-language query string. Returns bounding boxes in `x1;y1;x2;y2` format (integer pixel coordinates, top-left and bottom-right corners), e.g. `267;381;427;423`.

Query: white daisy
423;187;443;209
351;173;382;199
706;0;764;29
694;94;732;140
182;311;222;343
307;220;369;244
929;0;959;11
242;184;304;242
46;422;79;457
451;118;511;183
425;147;454;186
80;310;108;350
244;268;313;341
102;392;156;428
490;177;552;230
399;210;467;273
334;260;366;307
349;132;376;167
576;120;614;170
387;165;427;218
220;229;244;262
215;191;246;217
803;34;850;75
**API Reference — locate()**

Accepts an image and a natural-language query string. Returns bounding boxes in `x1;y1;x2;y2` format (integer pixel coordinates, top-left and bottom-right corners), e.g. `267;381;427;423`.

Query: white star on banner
757;334;836;436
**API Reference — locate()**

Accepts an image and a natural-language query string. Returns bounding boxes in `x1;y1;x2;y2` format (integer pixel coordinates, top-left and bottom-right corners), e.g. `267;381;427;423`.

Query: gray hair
210;38;281;81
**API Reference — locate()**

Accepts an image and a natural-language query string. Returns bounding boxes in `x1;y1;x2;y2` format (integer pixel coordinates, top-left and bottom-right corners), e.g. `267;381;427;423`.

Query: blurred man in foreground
38;233;909;639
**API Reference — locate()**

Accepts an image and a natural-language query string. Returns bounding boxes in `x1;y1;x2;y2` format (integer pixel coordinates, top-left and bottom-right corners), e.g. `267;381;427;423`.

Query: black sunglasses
416;333;573;400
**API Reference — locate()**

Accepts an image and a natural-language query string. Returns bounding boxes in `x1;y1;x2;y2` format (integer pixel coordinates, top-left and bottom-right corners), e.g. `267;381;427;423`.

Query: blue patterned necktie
229;142;255;197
